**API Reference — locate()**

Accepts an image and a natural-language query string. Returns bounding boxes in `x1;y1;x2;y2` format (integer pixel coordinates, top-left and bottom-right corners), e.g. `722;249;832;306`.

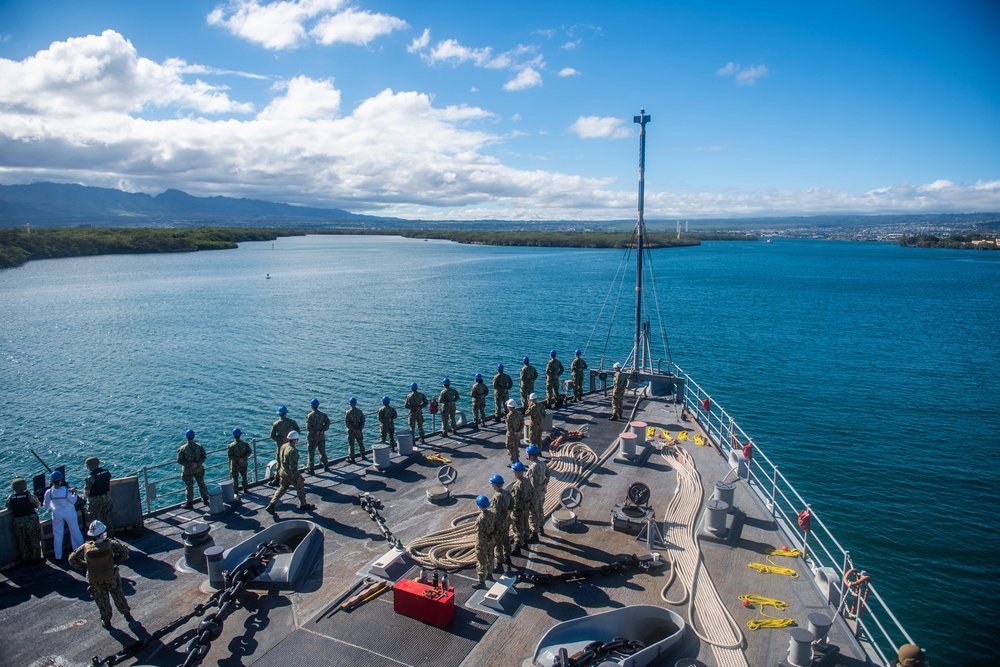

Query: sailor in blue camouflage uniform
545;350;564;407
404;382;429;444
438;378;460;436
5;478;42;564
470;373;489;428
519;357;538;408
177;429;208;509
570;349;588;402
84;457;114;538
306;398;331;473
69;520;133;629
492;364;513;421
377;396;398;451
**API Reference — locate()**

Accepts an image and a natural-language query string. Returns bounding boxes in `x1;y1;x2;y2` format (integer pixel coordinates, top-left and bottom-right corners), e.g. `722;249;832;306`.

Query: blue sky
1;0;998;220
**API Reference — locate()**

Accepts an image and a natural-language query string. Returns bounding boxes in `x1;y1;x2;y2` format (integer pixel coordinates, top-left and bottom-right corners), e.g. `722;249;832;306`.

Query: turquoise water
1;235;998;662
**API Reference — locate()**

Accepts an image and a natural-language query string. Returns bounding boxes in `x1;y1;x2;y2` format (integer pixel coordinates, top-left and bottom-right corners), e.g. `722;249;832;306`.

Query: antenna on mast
632;108;651;373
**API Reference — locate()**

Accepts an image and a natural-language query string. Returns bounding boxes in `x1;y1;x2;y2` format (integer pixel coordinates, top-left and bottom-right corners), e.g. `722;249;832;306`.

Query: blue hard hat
50;470;63;481
382;396;390;405
490;474;505;486
349;397;357;405
476;495;490;509
185;429;195;439
232;428;242;438
475;373;482;380
410;382;418;390
575;349;582;356
497;363;504;371
526;444;540;456
310;398;319;407
442;378;450;386
523;356;529;363
550;349;557;356
511;461;527;472
277;405;288;415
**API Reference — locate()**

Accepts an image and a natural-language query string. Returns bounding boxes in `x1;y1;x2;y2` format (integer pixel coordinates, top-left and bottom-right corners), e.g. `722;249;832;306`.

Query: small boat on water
531;605;686;667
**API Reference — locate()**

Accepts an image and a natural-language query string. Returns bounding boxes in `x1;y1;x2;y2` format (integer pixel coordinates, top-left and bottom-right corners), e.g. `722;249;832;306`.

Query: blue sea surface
1;235;998;663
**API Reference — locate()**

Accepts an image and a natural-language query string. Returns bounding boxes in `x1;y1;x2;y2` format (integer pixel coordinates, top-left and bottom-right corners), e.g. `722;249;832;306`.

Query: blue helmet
497;363;504;371
232;428;242;438
382;396;390;405
523;356;529;363
511;461;527;472
476;495;490;509
277;405;288;415
550;349;557;356
50;470;63;481
526;444;540;456
185;429;195;439
442;378;450;386
490;474;504;486
410;382;418;390
310;398;319;408
349;397;357;405
575;349;582;356
475;373;483;380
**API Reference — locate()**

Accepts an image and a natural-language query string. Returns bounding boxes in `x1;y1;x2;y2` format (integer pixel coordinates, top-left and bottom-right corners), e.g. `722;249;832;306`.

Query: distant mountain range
0;182;392;227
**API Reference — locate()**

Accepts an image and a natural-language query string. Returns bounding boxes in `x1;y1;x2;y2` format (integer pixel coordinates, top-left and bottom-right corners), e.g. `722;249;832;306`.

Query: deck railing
668;361;914;666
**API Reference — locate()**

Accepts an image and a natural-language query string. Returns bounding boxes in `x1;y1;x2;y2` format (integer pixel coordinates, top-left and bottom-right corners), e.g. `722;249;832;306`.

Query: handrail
669;361;914;666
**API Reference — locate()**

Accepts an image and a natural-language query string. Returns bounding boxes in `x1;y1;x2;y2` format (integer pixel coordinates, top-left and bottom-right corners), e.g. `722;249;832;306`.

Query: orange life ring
842;568;871;615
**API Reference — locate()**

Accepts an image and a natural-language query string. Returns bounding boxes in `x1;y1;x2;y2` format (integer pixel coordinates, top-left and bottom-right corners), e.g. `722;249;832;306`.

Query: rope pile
406;430;598;570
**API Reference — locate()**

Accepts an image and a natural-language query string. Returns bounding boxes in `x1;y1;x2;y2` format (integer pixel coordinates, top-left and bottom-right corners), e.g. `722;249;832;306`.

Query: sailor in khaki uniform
69;520;133;629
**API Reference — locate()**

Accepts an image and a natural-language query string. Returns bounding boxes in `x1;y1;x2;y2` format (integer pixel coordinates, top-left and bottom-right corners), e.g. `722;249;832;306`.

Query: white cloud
557;67;579;77
258;75;341;120
562;40;580;50
504;66;542;91
695;145;723;152
207;0;406;49
422;39;534;70
569;116;631;139
717;61;768;85
408;28;430;53
310;7;408;46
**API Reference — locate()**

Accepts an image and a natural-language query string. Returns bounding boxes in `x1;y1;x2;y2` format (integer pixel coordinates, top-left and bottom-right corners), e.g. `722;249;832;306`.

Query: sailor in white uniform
43;470;84;560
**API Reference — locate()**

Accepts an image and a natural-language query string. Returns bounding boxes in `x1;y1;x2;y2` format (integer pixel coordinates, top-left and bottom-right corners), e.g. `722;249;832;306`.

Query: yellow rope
739;595;796;631
747;562;799;577
767;548;803;558
423;453;452;464
737;594;788;610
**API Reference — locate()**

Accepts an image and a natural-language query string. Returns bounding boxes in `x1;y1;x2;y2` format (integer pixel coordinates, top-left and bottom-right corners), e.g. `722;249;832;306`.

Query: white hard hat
529;393;537;400
506;398;516;408
613;362;622;370
88;520;107;537
287;431;300;440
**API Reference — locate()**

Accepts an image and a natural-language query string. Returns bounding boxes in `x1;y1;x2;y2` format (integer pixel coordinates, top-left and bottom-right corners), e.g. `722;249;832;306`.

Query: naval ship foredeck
1;388;874;667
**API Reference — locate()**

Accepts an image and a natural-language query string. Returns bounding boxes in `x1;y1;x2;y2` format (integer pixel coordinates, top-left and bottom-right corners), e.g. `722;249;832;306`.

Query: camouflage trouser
546;377;560;404
268;473;307;509
379;422;396;446
530;486;547;534
408;412;425;440
505;432;521;463
308;432;328;470
493;516;511;564
530;422;544;447
182;470;209;504
347;430;365;460
90;570;130;622
476;536;495;580
13;514;42;561
472;399;487;425
512;510;531;547
88;494;114;538
441;403;456;434
494;389;508;419
520;384;533;407
612;391;625;415
572;373;584;400
230;460;249;492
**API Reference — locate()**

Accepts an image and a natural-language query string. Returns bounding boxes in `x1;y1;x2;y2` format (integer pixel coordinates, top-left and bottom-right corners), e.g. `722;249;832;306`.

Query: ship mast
632;108;651;373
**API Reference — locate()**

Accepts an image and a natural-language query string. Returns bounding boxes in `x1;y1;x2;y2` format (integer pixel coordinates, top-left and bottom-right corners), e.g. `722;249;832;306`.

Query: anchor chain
518;553;655;586
360;492;403;549
552;637;646;667
90;541;281;667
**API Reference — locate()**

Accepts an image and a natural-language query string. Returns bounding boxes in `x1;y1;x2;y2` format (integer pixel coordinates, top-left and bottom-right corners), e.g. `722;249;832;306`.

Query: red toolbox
393;578;455;627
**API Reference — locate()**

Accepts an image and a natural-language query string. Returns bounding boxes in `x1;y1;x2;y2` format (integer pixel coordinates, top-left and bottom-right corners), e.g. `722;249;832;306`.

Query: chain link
360;492;403;549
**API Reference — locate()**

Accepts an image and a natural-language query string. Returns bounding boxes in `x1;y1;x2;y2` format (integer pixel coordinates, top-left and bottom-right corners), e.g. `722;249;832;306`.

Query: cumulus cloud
258;75;341;120
408;27;430;53
557;67;579;77
569;116;632;140
207;0;406;49
717;61;769;85
412;33;554;92
504;66;542;91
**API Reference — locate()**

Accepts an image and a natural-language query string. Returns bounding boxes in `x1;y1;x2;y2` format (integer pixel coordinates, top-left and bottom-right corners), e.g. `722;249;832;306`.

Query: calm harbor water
1;234;998;663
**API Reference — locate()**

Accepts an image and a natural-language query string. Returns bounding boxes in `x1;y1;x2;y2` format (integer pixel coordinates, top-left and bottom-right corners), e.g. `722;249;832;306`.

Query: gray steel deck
0;390;870;667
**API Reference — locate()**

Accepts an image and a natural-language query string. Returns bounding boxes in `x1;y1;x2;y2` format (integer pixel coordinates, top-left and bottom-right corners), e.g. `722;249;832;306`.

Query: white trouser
51;506;84;559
